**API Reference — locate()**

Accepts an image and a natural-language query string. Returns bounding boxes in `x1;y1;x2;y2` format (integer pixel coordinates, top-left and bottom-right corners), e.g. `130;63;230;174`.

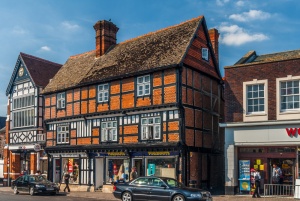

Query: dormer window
202;48;209;61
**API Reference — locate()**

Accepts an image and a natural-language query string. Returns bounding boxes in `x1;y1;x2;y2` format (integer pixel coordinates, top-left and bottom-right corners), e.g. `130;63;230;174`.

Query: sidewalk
0;186;294;200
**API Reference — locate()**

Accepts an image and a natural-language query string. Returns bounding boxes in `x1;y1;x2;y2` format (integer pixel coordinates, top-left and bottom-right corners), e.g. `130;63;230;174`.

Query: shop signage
107;152;126;156
50;153;87;158
131;151;179;157
286;128;300;137
33;144;41;152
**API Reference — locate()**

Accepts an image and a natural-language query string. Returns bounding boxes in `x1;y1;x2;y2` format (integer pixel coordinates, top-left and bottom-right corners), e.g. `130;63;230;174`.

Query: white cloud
229;10;271;22
12;26;27;35
219;24;269;46
40;46;51;51
236;1;245;7
216;0;230;6
61;21;80;30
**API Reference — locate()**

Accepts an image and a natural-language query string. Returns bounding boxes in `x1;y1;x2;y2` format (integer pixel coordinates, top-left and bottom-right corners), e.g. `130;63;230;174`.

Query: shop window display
62;158;80;184
146;158;176;178
106;159;129;183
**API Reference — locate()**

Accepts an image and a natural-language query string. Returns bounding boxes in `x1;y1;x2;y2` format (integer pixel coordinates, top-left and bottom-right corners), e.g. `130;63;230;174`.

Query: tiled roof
43;16;204;93
227;49;300;68
20;53;62;87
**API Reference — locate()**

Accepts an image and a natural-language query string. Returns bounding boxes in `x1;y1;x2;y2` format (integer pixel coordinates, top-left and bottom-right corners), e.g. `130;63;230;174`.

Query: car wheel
172;194;185;201
13;186;19;195
122;191;132;201
29;187;35;196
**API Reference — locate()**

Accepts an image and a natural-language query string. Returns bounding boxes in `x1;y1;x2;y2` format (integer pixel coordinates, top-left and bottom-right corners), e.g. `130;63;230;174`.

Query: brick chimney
93;20;119;58
208;28;219;65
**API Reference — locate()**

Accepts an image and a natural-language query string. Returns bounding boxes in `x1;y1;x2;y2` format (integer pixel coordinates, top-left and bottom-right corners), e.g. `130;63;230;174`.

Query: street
0;191;107;201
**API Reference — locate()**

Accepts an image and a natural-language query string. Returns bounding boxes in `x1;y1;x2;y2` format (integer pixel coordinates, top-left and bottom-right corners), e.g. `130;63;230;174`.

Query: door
131;177;151;200
95;158;104;188
132;158;143;177
148;178;170;201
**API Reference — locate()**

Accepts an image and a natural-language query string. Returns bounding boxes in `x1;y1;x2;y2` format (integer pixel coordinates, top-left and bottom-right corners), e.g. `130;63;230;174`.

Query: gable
182;21;221;79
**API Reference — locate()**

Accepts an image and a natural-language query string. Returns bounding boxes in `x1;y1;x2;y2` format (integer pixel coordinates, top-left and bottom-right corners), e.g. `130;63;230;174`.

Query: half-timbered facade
3;53;61;186
43;16;225;192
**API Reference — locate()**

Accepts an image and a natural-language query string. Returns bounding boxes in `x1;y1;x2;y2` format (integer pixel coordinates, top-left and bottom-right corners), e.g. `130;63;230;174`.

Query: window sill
279;110;300;115
245;113;267;117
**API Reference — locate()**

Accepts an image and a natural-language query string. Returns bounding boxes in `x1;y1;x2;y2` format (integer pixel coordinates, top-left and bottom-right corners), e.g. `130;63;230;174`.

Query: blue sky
0;0;299;116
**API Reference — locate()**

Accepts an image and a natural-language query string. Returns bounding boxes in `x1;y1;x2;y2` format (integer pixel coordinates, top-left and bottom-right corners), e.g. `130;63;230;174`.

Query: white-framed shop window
137;75;150;96
243;79;268;122
141;117;161;140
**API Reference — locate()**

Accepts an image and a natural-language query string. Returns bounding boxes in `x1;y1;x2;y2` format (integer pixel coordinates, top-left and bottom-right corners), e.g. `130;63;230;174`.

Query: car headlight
190;193;202;198
35;184;45;188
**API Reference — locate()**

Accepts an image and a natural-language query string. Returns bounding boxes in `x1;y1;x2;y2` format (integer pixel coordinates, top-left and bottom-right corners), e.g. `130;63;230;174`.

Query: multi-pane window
57;125;69;144
13;109;35;128
98;84;109;102
280;80;300;111
137;75;150;96
247;84;264;113
13;95;34;109
101;121;117;142
141;117;161;140
57;92;65;109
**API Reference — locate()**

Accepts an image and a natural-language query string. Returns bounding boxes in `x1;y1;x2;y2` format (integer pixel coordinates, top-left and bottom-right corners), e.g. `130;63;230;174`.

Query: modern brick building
42;16;225;192
3;53;61;186
221;50;300;194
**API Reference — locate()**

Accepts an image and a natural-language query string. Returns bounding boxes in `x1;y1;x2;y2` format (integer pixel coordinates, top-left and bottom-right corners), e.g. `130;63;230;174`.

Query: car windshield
162;178;185;188
29;175;47;182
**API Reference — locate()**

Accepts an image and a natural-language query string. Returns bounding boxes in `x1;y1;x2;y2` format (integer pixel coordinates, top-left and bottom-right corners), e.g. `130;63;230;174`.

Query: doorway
269;158;295;185
95;158;104;188
132;158;143;177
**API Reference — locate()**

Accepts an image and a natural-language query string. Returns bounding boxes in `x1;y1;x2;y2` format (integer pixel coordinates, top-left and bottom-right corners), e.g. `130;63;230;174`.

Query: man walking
64;172;71;192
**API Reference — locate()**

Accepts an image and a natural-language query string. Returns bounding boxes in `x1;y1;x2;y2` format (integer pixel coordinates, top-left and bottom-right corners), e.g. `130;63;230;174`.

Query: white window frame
101;121;117;142
141;117;161;140
277;75;300;120
137;75;150;96
202;48;209;61
246;84;265;114
57;125;69;144
243;79;268;122
57;92;65;109
98;83;109;103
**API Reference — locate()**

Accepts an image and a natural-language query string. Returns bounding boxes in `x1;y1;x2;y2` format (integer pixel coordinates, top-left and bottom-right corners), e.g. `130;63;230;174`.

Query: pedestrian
272;163;282;184
63;173;71;192
130;167;138;181
252;168;261;198
35;170;41;175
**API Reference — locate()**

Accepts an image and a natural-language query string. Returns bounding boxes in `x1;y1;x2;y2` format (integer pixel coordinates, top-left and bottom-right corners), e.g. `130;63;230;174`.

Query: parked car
11;175;59;196
113;176;213;201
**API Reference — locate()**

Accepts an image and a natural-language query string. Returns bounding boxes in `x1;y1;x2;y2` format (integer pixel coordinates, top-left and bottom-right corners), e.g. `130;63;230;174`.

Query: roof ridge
20;52;62;66
119;16;203;45
258;49;300;57
70;50;96;59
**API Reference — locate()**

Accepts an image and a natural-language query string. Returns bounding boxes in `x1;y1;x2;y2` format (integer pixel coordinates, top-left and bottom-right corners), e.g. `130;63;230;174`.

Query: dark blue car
12;175;60;196
113;176;213;201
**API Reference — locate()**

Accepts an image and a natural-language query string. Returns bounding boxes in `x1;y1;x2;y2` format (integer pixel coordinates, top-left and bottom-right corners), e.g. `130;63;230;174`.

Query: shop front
238;146;297;194
223;122;300;195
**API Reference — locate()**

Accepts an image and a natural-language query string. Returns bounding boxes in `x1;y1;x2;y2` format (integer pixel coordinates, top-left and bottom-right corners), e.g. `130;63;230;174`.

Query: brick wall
225;59;300;122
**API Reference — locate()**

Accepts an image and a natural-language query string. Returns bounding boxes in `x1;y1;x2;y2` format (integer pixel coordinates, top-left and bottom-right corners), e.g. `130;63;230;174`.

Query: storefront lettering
286;128;300;137
107;152;126;156
148;151;170;156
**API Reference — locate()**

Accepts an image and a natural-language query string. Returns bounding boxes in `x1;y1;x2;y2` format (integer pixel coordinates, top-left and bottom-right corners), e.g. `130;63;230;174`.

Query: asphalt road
0;191;104;201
